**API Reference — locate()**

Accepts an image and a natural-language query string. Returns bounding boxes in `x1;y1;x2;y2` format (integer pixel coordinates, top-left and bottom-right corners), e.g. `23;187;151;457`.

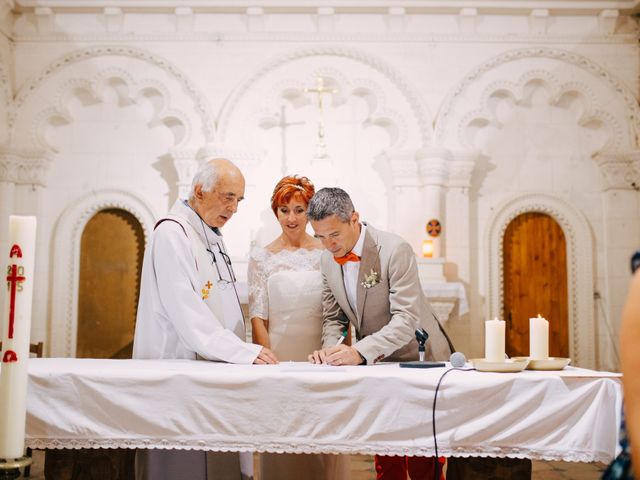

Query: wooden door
503;212;569;358
77;209;144;359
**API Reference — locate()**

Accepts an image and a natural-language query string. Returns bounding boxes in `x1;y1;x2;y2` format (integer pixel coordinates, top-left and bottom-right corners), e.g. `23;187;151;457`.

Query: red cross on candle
6;264;25;339
205;281;213;289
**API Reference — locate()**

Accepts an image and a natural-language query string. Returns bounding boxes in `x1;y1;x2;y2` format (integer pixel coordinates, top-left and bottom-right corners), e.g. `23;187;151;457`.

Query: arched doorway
76;209;144;358
503;212;569;358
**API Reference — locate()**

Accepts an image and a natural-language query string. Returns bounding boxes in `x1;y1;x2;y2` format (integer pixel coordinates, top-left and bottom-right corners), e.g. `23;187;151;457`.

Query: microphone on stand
399;329;446;369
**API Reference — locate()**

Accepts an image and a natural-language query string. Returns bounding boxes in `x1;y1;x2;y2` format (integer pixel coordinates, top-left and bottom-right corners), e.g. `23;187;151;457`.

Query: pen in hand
322;330;348;364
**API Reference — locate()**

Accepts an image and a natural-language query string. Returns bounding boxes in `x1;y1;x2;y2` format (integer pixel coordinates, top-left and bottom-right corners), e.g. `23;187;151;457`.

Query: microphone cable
432;366;475;479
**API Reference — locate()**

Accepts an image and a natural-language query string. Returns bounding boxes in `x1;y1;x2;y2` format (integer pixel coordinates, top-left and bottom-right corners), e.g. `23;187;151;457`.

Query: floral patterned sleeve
248;247;269;320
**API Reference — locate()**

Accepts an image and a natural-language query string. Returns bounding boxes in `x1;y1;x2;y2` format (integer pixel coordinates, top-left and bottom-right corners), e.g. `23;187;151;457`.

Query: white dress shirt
342;223;366;316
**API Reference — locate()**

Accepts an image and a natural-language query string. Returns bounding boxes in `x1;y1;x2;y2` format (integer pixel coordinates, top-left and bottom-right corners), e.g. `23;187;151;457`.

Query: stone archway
485;193;594;368
50;189;156;357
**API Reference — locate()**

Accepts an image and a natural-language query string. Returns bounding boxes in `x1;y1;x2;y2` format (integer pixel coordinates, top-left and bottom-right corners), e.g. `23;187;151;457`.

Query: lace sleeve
248;247;269;320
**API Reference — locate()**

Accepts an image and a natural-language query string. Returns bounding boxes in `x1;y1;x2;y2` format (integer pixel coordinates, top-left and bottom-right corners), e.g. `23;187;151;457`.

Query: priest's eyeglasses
206;243;237;288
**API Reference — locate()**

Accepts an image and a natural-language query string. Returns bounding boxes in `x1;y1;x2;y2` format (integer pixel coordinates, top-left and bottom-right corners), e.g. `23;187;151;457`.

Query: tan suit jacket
320;223;454;363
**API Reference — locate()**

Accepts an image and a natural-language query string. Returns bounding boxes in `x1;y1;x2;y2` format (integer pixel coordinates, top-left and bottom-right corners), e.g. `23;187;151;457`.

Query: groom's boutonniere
361;269;380;289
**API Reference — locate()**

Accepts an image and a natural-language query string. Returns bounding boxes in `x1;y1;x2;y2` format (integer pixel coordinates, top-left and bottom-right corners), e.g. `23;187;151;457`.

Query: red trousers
374;455;445;480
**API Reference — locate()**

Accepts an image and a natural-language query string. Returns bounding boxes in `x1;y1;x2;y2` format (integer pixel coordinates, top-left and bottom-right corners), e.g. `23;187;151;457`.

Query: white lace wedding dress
248;246;351;480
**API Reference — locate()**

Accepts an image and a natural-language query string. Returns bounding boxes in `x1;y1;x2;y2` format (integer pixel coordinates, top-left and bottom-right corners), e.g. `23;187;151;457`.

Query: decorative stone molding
385;151;420;188
485;192;595;368
30;68;193;152
257;70;407;150
34;7;54;34
0;147;52;185
316;7;335;33
457;8;478;35
417;147;451;187
174;7;194;32
103;7;123;33
599;9;619;35
49;189;157;357
246;7;265;32
386;7;406;33
12;45;215;142
170;147;199;200
436;47;640;148
197;144;264;173
448;151;478;189
458;72;620;152
529;9;550;35
218;45;433;146
593;150;640;191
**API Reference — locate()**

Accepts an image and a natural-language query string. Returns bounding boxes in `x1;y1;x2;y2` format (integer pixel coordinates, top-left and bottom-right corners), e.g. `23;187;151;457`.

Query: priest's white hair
188;160;219;200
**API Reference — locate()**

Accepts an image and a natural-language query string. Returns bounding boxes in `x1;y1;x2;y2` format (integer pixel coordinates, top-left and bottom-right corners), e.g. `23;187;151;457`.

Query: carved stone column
0;147;52;344
169;147;199;201
417;148;450;258
445;152;476;284
593;150;640;370
0;147;51;251
385;150;423;254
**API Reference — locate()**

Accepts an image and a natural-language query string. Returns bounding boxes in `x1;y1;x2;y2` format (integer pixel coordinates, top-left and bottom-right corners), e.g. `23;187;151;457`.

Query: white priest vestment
133;199;261;480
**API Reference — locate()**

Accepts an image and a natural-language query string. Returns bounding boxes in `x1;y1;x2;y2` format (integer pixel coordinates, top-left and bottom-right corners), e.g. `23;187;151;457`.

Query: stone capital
382;150;420;188
593;150;640;191
169;147;199;200
0;147;52;186
448;151;480;189
417;147;451;187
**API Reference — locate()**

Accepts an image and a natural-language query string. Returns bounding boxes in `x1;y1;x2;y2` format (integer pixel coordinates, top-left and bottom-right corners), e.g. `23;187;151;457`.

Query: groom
307;187;454;480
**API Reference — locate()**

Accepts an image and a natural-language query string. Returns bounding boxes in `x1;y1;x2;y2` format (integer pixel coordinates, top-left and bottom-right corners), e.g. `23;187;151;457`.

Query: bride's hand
254;347;279;365
308;349;328;364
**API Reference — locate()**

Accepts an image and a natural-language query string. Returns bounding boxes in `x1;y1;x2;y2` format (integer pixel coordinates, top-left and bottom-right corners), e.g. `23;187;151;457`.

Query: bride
248;175;350;480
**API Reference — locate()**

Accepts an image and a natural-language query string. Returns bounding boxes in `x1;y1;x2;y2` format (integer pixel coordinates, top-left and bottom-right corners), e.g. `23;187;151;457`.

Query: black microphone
399;329;446;369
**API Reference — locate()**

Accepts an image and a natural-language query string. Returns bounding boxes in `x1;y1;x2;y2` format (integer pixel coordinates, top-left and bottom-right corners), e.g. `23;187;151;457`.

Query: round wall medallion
426;219;442;237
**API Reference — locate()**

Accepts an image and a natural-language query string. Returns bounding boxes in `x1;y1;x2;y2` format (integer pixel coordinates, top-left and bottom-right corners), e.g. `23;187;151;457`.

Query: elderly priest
133;157;278;480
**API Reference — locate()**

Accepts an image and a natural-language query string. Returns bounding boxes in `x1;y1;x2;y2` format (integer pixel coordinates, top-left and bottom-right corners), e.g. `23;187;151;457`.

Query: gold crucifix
304;76;337;159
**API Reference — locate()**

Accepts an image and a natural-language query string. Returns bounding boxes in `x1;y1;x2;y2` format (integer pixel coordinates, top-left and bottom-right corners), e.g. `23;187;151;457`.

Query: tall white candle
529;314;549;360
0;216;37;460
485;317;505;362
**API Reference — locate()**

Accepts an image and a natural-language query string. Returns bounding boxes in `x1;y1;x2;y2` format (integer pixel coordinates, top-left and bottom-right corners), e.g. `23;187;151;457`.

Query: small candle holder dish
0;456;32;480
470;357;529;373
512;357;571;371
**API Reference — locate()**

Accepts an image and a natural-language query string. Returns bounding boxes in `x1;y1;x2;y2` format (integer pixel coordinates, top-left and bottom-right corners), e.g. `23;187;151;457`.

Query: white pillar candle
529;314;549;360
0;216;37;460
485;317;505;362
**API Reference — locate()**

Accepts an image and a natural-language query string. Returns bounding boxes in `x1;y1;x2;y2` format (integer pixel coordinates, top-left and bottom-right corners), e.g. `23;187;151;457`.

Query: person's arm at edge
621;271;640;477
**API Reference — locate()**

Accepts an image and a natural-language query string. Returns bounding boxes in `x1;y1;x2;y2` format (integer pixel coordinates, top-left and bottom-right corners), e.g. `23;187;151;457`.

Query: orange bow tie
334;251;361;265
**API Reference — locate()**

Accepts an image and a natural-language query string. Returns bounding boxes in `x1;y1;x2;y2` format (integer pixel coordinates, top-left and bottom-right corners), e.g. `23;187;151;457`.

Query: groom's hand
322;345;362;366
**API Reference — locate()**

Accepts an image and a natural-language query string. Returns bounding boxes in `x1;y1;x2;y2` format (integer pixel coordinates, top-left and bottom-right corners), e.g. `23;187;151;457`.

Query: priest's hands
308;345;363;366
254;347;279;365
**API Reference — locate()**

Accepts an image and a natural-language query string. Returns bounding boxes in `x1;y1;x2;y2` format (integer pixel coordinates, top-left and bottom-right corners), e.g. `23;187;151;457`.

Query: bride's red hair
270;175;315;215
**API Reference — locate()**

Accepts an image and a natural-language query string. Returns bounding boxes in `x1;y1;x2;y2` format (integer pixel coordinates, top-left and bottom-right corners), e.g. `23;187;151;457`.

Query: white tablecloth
24;358;621;463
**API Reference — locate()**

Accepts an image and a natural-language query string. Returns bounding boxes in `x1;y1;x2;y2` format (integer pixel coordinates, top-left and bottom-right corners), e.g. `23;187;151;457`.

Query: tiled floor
24;450;606;479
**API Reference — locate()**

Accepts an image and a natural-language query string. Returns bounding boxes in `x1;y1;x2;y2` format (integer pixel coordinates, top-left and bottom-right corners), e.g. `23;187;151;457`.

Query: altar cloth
24;358;621;462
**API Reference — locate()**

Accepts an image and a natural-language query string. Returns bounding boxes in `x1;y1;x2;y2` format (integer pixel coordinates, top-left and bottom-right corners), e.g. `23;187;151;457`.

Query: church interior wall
1;2;638;367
